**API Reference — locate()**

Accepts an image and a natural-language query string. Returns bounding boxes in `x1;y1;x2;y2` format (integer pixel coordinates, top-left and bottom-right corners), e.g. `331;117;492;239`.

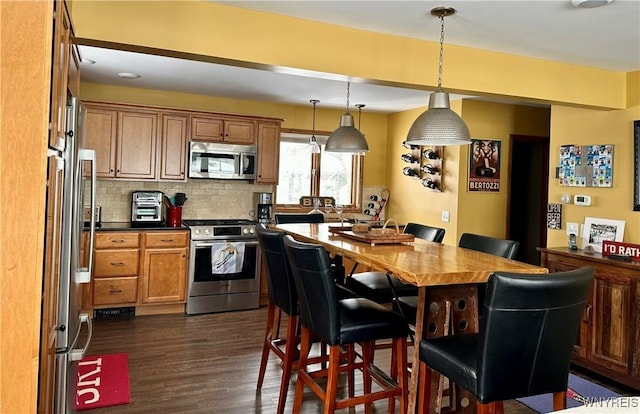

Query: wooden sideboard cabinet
539;247;640;390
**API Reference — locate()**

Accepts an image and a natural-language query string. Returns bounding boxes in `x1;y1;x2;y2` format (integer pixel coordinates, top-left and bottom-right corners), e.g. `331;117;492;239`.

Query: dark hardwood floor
85;307;632;413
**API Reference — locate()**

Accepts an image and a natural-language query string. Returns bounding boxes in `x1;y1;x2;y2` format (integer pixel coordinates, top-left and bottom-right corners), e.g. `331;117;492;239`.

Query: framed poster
581;217;625;253
546;203;562;229
468;139;500;192
558;144;613;187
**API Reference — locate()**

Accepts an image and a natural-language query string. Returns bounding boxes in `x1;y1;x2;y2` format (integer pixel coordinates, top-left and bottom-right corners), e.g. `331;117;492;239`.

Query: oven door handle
194;240;259;248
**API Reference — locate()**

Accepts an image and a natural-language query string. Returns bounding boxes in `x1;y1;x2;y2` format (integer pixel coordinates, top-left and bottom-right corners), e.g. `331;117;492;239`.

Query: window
276;132;363;208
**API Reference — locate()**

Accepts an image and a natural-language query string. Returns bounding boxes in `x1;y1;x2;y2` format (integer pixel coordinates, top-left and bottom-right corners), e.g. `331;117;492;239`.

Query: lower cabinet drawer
93;277;138;305
94;249;139;277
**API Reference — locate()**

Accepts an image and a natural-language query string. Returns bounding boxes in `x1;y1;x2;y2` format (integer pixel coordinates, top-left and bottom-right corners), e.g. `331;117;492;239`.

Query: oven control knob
242;228;249;235
204;229;211;235
249;227;255;234
194;229;200;235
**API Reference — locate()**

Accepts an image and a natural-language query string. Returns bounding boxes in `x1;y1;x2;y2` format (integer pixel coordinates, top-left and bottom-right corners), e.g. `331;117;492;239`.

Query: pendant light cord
345;82;351;113
438;13;445;90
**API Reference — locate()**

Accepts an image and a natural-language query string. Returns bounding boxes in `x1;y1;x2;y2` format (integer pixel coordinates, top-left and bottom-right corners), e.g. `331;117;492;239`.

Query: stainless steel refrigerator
53;96;97;413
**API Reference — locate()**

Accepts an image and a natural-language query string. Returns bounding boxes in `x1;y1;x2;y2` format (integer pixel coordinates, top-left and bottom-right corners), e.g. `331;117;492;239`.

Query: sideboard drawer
93;277;138;305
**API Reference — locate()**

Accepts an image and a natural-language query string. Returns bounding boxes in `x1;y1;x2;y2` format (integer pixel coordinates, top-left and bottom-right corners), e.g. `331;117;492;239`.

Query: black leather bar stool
282;235;410;414
255;224;301;414
395;232;519;325
418;267;594;414
344;223;446;304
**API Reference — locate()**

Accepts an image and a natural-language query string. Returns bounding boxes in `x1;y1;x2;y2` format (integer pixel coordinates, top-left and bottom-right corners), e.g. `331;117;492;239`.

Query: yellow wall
80;82;389;187
386;100;551;245
71;1;627;109
547;97;640;247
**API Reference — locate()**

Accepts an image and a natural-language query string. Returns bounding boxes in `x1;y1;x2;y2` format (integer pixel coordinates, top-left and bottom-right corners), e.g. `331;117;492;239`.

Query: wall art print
468;139;501;192
581;216;625;253
558;144;613;187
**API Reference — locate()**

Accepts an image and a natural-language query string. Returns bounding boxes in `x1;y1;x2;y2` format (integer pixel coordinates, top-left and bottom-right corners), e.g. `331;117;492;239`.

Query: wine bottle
369;195;380;201
422;178;440;190
367;202;381;209
403;167;419;178
402;140;420;150
363;208;376;216
421;164;439;175
401;153;418;163
423;149;440;160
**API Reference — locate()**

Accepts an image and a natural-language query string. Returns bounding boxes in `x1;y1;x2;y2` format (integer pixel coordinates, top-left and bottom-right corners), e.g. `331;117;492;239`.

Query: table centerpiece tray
332;219;414;246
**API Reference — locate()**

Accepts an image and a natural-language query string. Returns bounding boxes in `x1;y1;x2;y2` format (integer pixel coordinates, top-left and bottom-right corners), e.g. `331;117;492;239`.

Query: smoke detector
571;0;614;8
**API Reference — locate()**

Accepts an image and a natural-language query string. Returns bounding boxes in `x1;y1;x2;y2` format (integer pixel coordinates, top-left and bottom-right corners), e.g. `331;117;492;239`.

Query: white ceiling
78;0;640;114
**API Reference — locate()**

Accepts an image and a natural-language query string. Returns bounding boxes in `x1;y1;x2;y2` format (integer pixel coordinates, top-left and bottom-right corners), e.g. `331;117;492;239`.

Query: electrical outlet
441;210;450;223
566;222;579;236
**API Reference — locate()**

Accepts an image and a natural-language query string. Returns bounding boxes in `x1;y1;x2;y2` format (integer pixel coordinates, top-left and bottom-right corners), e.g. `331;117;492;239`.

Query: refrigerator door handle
75;148;96;284
70;313;93;362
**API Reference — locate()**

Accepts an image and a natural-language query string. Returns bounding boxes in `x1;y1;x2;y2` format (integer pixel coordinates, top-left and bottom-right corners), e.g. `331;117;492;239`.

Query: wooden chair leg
276;314;298;414
323;345;341;414
495;401;504;414
257;302;276;389
292;326;312;414
418;361;432;414
361;341;374;414
395;336;409;414
553;391;567;411
347;344;355;398
476;401;494;414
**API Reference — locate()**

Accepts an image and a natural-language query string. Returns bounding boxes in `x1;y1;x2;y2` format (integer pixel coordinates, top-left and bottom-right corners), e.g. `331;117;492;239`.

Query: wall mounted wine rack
401;142;444;192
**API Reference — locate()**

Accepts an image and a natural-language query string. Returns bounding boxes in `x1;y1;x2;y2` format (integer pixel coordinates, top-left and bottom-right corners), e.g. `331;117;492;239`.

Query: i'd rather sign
602;240;640;261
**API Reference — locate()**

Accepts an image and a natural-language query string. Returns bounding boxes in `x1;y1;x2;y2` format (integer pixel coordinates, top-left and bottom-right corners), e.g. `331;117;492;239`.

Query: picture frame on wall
581;216;625;253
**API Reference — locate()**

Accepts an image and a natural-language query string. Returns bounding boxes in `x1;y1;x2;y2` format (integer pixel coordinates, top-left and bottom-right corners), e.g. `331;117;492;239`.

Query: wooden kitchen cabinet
92;232;140;307
160;113;188;181
141;231;189;304
539;247;640;390
88;230;189;311
84;104;160;180
190;115;256;144
49;0;73;150
116;110;158;179
256;121;281;183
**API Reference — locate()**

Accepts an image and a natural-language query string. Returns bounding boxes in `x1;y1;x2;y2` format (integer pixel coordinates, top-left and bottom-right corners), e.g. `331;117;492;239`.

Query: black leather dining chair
394;232;519;325
282;235;410;414
417;266;595;414
344;222;446;304
255;224;300;414
274;212;324;224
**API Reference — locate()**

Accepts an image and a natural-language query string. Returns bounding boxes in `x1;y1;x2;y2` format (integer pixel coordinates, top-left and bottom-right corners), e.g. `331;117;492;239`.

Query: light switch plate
566;222;579;236
441;210;450;223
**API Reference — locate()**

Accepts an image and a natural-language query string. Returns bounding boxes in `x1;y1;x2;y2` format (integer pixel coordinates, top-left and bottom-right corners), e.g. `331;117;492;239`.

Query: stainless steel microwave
188;141;256;180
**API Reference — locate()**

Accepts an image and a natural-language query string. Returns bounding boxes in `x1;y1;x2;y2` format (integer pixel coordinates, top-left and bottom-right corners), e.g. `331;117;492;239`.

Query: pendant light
325;82;369;154
406;7;471;146
307;99;321;154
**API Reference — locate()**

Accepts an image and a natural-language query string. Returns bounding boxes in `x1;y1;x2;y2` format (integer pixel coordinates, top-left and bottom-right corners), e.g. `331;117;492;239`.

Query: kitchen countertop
90;222;189;231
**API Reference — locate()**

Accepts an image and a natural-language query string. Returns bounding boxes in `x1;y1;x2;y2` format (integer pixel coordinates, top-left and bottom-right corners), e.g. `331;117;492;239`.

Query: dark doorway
507;135;550;265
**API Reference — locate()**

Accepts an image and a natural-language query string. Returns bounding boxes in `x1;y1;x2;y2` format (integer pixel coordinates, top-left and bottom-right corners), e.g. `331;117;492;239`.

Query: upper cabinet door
85;107;117;178
49;0;72;150
224;119;256;145
256;121;281;183
116;111;158;179
160;113;188;181
190;116;224;142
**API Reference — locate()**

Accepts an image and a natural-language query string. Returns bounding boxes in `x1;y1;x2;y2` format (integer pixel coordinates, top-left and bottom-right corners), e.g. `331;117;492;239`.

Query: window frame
275;128;363;212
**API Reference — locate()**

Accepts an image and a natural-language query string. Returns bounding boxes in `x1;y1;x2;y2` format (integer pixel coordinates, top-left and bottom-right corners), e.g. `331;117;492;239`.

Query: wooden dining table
273;222;549;413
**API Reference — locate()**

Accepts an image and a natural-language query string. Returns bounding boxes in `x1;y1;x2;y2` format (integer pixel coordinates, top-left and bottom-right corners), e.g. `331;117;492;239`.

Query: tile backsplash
96;180;274;222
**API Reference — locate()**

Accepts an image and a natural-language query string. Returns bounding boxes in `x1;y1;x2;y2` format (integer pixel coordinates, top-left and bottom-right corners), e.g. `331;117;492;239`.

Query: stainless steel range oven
183;219;260;315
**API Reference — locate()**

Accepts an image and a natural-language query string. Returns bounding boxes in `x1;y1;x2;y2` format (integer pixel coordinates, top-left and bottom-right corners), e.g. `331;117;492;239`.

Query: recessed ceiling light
81;58;95;65
571;0;614;8
117;72;141;79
